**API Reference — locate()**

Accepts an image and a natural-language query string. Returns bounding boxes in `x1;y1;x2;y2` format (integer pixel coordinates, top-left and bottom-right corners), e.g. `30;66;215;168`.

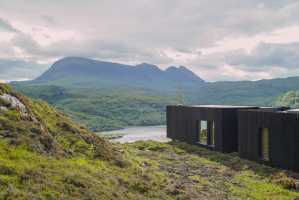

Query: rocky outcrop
0;93;28;116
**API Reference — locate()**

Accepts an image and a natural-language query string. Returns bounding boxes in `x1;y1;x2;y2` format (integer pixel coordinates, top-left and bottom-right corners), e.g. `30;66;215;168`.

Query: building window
198;120;215;147
259;128;270;161
209;121;215;147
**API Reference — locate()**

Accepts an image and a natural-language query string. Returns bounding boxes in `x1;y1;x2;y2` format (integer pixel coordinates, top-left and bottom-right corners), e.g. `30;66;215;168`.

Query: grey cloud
10;32;174;65
0;42;16;58
9;0;299;62
0;18;18;32
187;42;299;81
11;33;42;54
0;59;49;81
41;15;57;25
3;0;299;49
228;42;299;69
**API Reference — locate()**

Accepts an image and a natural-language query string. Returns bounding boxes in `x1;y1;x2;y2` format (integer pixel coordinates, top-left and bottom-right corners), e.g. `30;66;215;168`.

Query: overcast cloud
1;0;299;81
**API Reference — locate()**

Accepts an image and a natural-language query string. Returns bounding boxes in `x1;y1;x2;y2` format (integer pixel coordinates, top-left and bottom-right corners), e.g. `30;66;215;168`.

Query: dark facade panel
238;110;299;172
167;104;298;172
166;105;257;153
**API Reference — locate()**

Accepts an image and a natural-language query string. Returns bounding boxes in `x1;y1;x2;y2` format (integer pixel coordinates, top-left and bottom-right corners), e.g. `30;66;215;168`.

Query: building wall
221;109;239;153
167;105;299;171
166;106;246;153
238;111;299;172
166;106;195;144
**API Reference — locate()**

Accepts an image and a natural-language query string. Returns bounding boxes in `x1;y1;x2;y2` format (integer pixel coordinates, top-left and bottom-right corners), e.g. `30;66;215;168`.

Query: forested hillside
14;84;178;131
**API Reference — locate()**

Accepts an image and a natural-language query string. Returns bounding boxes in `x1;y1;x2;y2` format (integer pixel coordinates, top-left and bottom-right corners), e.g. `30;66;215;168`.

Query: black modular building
166;105;298;171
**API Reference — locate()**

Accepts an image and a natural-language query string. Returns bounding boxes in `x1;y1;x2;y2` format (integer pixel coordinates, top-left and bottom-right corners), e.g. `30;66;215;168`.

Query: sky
1;0;299;82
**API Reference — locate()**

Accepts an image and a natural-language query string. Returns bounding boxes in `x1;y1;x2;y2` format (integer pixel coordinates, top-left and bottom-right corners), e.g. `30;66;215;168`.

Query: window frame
197;120;215;147
259;127;270;162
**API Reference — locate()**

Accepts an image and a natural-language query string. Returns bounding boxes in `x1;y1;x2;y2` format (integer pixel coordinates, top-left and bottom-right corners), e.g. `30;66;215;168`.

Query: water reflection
97;126;170;143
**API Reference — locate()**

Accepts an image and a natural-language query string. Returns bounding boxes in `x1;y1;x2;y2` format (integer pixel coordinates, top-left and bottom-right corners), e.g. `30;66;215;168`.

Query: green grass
0;140;298;199
230;171;296;200
0;140;167;199
125;141;299;199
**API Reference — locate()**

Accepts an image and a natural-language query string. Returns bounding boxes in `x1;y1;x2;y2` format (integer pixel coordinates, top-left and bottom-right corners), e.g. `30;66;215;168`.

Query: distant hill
31;57;205;92
195;76;299;106
13;57;299;131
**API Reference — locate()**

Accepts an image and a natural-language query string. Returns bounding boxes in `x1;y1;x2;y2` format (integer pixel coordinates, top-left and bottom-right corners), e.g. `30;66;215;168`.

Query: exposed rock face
0;93;28;116
0;106;8;111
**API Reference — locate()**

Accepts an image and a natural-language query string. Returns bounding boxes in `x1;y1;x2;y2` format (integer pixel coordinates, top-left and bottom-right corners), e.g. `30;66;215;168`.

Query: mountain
13;57;203;131
32;57;205;91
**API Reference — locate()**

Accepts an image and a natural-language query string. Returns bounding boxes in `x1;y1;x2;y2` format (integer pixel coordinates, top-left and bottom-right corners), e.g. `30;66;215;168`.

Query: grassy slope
0;84;114;160
0;140;298;199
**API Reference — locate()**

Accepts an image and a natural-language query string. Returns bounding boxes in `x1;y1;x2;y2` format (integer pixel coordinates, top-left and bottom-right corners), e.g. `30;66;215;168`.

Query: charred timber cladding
166;105;298;172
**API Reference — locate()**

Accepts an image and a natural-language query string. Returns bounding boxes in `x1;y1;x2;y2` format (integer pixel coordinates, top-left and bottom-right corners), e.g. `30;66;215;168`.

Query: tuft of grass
0;84;12;95
229;171;298;200
270;172;298;190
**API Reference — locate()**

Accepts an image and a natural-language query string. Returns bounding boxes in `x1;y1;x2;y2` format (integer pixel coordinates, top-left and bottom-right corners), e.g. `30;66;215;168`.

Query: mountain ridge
32;57;205;91
24;56;299;90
